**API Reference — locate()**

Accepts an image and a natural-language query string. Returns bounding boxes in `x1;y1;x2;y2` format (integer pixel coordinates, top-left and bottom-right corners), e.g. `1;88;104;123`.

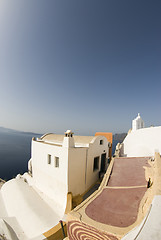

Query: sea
0;129;119;181
0;129;41;180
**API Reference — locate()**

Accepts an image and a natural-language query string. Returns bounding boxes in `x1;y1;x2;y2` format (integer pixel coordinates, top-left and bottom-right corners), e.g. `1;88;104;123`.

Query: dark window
55;157;59;168
93;157;99;171
48;154;51;164
100;140;103;145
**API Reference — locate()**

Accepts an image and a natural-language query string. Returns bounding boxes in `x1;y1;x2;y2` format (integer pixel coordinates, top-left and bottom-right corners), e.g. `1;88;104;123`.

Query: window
93;156;99;171
100;140;103;145
55;157;59;168
48;154;51;164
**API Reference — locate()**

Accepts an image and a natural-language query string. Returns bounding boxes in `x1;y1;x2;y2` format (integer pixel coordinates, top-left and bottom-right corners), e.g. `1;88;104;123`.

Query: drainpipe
59;220;66;238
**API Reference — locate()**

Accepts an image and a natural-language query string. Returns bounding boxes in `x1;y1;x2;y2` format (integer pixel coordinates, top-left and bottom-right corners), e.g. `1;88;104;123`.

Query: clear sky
0;0;161;135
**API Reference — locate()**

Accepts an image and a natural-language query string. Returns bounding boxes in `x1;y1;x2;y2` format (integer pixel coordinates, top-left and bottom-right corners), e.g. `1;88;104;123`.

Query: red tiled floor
107;157;150;187
85;187;147;227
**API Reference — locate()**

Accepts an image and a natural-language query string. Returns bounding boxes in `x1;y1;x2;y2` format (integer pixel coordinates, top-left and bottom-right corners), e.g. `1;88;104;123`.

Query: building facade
30;130;110;199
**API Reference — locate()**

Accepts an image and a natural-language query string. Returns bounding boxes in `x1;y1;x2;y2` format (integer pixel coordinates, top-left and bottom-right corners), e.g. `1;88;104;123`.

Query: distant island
113;133;127;143
0;126;41;136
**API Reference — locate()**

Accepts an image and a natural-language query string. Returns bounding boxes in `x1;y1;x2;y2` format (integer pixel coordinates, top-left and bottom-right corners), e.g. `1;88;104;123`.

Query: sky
0;0;161;135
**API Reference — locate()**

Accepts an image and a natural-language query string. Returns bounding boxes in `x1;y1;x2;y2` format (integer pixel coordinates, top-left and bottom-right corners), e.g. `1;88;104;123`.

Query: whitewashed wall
68;148;87;196
85;136;109;191
31;140;68;210
123;126;161;157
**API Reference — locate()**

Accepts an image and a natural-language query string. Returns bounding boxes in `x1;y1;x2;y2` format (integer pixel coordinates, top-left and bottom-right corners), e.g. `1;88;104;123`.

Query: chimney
63;130;75;148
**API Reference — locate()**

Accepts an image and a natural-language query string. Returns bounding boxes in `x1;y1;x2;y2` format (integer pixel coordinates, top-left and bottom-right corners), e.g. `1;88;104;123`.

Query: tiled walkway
85;157;150;227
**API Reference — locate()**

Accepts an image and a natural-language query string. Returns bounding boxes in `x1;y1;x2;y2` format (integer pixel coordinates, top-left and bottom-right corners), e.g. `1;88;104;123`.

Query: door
101;153;106;173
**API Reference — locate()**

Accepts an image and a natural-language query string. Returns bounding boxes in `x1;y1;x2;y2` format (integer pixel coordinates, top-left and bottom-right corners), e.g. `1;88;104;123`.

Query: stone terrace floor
85;157;151;228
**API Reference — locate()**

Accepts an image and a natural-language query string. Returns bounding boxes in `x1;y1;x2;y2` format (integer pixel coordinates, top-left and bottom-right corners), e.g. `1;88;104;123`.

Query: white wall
68;148;87;196
31;140;68;210
85;136;109;191
123;126;161;157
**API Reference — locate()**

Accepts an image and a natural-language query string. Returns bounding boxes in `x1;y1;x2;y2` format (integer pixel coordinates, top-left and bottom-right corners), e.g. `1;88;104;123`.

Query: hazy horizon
0;125;127;135
0;0;161;135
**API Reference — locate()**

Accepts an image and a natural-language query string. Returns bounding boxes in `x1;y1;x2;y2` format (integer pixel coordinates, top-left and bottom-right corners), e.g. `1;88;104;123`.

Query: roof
40;133;96;145
95;132;113;144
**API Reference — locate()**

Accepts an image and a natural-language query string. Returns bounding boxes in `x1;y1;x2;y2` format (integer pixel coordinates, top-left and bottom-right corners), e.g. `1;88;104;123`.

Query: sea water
0;130;41;180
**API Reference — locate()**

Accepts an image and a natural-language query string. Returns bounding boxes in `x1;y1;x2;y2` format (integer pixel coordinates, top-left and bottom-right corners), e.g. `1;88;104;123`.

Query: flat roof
40;133;96;145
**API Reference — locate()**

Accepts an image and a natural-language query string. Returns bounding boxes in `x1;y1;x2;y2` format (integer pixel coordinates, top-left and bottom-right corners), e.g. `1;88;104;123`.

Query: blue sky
0;0;161;135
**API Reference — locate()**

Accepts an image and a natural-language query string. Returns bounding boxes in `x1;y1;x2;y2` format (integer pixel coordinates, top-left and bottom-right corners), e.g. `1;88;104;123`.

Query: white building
121;115;161;157
0;130;109;240
132;113;145;131
31;130;109;198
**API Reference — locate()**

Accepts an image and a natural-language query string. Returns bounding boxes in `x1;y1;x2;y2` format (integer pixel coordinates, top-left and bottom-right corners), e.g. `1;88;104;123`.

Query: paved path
108;157;150;187
85;187;147;227
85;157;150;228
